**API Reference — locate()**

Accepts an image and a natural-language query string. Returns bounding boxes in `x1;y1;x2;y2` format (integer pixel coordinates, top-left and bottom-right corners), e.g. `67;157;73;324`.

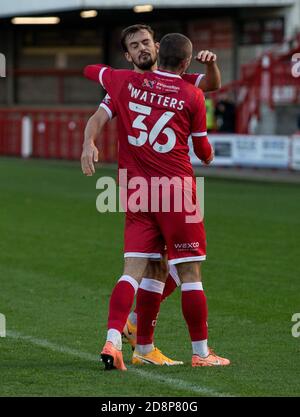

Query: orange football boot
101;341;127;371
132;347;183;366
192;348;230;367
122;318;137;350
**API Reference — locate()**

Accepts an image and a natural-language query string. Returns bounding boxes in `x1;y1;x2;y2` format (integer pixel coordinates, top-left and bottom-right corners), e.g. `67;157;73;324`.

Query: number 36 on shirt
128;101;176;153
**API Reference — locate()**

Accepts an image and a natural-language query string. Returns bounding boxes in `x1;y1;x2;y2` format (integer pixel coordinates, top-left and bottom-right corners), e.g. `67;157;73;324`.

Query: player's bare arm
195;50;221;92
81;107;110;176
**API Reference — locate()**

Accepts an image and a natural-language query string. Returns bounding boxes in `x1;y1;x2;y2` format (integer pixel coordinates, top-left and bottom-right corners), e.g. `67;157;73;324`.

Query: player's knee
123;257;149;282
176;261;202;283
145;260;166;282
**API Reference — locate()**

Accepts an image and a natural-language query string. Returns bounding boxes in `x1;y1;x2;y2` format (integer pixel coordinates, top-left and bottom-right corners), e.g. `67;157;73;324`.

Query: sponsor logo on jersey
142;78;156;89
174;242;200;251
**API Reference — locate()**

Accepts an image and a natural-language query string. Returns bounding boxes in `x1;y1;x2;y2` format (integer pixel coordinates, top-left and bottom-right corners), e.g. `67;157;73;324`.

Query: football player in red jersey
83;31;229;369
81;25;220;355
82;24;220;177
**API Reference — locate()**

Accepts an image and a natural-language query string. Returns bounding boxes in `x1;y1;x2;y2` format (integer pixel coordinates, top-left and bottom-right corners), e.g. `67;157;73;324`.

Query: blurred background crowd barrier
0;1;300;169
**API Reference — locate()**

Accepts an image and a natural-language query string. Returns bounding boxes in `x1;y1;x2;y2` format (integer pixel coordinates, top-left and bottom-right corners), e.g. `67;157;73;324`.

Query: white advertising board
189;134;234;166
233;135;290;168
190;134;291;169
291;136;300;170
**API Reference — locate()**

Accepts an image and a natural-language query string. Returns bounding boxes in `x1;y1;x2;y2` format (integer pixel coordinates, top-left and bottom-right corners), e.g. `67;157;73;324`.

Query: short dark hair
120;24;155;52
159;33;192;70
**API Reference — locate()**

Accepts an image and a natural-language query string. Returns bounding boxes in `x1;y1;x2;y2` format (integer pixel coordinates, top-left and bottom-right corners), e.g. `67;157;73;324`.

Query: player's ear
184;56;192;70
180;57;190;74
124;52;133;63
155;42;160;51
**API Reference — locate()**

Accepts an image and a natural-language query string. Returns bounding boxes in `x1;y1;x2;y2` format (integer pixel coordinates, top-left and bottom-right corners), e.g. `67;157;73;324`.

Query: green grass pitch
0;157;299;397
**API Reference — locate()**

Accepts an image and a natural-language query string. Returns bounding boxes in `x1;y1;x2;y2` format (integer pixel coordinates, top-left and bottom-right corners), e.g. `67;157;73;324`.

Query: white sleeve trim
195;73;205;87
191;131;207;137
99;66;108;88
99;102;113;120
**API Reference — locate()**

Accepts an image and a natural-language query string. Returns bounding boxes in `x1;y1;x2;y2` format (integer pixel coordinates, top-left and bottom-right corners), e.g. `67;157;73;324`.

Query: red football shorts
123;184;206;264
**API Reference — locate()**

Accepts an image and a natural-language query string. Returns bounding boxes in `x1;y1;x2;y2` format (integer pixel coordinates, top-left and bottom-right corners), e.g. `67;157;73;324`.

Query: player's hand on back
195;50;217;66
81;142;99;176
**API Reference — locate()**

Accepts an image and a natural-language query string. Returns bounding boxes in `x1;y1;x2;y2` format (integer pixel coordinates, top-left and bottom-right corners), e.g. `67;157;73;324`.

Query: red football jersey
98;65;207;181
98;72;205;120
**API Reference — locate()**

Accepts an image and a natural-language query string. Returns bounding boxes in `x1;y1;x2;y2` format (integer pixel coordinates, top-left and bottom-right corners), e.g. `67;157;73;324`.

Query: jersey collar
154;69;182;79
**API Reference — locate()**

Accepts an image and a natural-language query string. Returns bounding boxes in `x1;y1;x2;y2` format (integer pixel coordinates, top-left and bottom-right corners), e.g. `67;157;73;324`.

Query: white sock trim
118;275;139;294
136;343;154;355
140;278;165;294
107;329;122;350
181;282;203;291
192;340;209;358
128;311;137;326
168;264;181;286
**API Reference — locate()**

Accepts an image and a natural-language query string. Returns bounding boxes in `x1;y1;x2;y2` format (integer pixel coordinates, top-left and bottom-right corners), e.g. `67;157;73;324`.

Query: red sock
136;279;164;345
133;273;176;315
108;276;138;333
181;282;208;341
161;273;178;302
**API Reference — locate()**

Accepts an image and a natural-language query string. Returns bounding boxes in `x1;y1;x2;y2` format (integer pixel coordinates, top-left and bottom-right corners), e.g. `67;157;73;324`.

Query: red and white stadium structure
0;0;299;169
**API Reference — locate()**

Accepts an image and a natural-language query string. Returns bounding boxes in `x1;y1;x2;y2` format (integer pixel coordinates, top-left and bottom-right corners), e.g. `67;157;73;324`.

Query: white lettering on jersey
170;98;177;109
130;87;140;99
140;91;148;102
157;94;164;105
163;97;170;107
129;86;185;111
178;100;185;111
150;92;156;103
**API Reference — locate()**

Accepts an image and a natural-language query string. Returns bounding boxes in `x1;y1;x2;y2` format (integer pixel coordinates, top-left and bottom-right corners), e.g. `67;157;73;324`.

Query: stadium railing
208;32;300;133
0;108;118;161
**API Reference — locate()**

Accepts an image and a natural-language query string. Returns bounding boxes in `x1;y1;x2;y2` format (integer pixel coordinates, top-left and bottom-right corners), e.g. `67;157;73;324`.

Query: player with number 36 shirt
96;65;210;183
82;25;224;369
94;62;213;264
92;31;229;370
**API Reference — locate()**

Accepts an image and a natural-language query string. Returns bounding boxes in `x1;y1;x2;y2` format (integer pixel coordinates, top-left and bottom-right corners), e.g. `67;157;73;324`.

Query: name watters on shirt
128;83;185;111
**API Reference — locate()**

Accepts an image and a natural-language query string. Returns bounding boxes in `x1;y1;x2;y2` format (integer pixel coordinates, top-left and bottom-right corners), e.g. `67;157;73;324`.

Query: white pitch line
7;330;97;362
7;330;233;397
